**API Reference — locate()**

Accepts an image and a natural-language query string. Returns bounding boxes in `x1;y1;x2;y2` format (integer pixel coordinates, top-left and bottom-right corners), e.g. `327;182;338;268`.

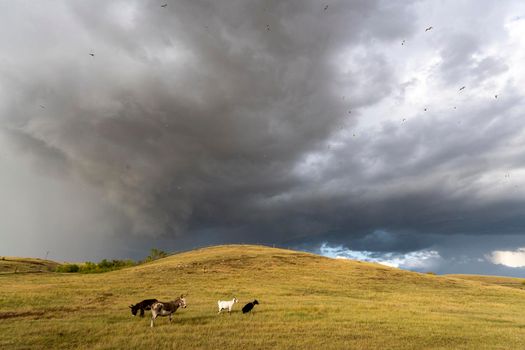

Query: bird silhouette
161;3;167;7
39;105;45;109
459;86;466;91
401;40;405;46
89;53;94;57
424;108;427;112
324;5;328;11
425;26;433;32
266;24;271;31
495;94;498;99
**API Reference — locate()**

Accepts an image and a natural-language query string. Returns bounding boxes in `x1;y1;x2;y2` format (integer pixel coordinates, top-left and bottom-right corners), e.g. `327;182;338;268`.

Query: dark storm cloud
1;0;525;268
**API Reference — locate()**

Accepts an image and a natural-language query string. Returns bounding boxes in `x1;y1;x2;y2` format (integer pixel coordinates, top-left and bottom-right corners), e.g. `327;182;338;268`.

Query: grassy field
447;274;525;291
2;245;525;349
0;256;60;274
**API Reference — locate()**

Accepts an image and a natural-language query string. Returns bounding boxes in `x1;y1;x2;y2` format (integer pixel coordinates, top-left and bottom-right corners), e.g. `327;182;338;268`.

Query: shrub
56;260;135;273
56;264;80;273
81;259;135;273
142;248;168;263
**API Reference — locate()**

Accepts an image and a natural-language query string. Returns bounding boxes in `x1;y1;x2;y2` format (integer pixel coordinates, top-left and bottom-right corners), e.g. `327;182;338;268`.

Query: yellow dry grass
447;274;525;291
1;245;525;349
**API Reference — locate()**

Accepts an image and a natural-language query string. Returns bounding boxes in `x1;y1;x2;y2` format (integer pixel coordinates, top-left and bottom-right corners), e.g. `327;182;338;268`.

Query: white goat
217;297;238;314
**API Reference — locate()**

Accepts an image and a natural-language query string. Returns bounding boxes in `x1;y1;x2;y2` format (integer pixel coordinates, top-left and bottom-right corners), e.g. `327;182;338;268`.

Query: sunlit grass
1;245;525;349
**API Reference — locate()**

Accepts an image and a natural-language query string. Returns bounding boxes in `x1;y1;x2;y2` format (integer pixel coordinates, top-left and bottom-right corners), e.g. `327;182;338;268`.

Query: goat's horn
129;305;133;308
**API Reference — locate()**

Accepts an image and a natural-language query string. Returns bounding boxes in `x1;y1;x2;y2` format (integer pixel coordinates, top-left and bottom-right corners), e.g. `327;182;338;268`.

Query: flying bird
39;105;45;109
266;24;271;31
459;86;466;91
401;40;405;46
89;53;94;57
161;3;167;7
324;5;328;11
495;94;498;99
424;108;427;112
425;26;433;32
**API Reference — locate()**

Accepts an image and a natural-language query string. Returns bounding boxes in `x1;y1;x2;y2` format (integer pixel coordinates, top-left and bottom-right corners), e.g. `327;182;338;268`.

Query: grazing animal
150;295;187;327
218;297;238;314
129;299;158;317
242;300;259;314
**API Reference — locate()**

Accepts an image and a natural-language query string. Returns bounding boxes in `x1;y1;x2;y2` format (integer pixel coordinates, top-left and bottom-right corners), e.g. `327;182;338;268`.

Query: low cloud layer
1;1;525;270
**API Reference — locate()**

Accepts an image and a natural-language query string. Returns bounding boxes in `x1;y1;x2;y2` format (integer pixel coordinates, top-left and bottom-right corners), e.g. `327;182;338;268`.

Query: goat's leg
140;308;145;317
169;314;173;323
150;314;157;328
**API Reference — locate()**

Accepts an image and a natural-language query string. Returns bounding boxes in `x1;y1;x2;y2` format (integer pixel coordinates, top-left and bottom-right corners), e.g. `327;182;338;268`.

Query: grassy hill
447;274;525;291
2;245;525;349
0;256;60;274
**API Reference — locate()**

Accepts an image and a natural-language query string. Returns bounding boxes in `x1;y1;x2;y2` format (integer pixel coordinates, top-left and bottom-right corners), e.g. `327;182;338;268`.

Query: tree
145;248;168;262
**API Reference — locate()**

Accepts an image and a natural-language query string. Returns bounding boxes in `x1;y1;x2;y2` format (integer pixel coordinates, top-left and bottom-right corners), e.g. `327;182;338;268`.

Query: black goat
242;299;259;314
129;299;158;317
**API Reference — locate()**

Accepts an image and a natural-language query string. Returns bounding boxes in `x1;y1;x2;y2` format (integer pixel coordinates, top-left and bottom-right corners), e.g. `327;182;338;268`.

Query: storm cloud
1;0;525;273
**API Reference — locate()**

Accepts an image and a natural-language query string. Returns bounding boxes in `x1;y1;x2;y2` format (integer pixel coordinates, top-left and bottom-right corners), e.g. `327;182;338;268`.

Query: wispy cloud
318;243;442;271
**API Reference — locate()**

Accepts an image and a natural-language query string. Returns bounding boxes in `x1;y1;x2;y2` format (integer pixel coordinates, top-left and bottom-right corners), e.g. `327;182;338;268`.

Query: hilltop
0;256;60;274
1;244;525;349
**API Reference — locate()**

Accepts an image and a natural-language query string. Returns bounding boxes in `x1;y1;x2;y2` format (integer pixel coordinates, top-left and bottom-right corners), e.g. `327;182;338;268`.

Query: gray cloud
1;0;525;269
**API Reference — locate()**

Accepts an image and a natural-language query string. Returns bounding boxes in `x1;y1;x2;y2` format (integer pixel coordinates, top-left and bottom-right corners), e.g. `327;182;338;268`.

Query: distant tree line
55;248;168;273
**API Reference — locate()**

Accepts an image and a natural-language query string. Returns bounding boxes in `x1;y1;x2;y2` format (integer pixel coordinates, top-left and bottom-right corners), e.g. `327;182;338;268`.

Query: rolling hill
0;256;60;274
1;245;525;349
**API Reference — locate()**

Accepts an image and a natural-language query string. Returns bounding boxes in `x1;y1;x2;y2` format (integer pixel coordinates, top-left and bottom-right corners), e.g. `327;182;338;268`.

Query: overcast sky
1;0;525;276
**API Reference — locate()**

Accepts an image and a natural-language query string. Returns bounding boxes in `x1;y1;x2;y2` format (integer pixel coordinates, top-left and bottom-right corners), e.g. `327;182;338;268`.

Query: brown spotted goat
150;295;187;327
